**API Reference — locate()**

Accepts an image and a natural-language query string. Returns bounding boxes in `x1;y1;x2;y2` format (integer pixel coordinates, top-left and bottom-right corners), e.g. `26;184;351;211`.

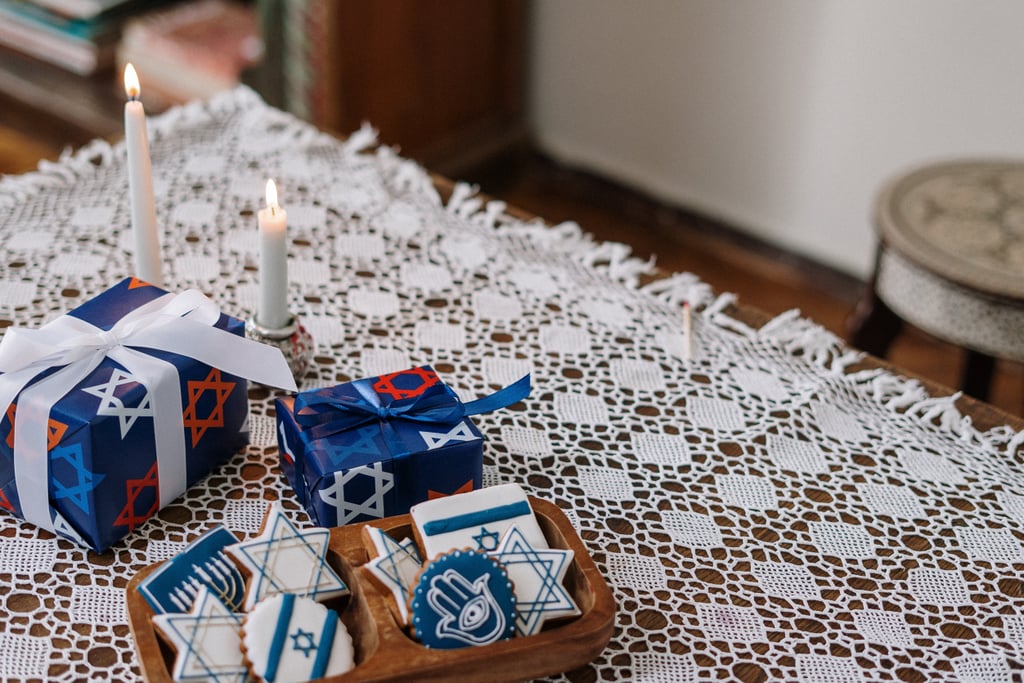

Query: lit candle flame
265;179;279;209
124;63;141;100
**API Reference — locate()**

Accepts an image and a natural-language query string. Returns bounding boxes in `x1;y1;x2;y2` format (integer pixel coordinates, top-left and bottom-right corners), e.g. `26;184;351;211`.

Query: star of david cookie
490;525;580;636
409;483;547;560
242;593;355;682
225;503;349;611
361;525;422;627
152;586;248;683
409;549;517;649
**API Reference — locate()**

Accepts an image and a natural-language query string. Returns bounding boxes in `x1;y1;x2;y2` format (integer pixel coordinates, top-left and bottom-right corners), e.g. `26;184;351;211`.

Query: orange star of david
4;403;68;450
0;488;13;512
127;277;151;289
181;368;235;448
113;461;159;531
428;479;474;500
373;367;439;400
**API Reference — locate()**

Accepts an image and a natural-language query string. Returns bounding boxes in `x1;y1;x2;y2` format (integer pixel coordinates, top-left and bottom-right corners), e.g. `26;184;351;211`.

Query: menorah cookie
410;483;547;560
137;525;246;614
409;549;517;649
226;504;349;611
242;593;355;682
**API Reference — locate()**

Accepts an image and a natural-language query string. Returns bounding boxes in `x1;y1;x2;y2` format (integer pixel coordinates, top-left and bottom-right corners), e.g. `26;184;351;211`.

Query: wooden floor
464;152;1024;419
3;124;1021;418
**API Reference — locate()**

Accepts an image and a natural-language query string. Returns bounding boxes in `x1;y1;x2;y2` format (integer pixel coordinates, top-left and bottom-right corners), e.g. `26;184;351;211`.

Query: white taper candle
123;63;163;287
258;179;289;329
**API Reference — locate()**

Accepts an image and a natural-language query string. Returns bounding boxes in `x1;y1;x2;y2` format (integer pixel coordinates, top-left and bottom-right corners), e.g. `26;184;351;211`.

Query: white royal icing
152;586;248;683
362;526;422;626
490;525;580;636
243;593;354;683
410;483;548;560
226;504;349;611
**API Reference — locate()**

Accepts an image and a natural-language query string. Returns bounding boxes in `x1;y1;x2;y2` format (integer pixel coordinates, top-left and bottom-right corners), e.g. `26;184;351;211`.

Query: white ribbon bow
0;289;297;538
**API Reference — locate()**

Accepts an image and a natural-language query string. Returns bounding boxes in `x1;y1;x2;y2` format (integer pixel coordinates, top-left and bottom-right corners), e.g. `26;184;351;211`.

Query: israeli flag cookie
242;593;355;683
361;526;422;627
152;587;247;683
409;549;517;649
410;483;547;560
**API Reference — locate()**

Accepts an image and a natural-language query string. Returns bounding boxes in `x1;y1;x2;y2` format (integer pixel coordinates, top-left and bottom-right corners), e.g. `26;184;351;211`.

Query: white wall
527;0;1024;278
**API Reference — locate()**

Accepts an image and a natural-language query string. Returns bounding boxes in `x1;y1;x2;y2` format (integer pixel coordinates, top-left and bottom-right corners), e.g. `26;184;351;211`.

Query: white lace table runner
2;87;1024;682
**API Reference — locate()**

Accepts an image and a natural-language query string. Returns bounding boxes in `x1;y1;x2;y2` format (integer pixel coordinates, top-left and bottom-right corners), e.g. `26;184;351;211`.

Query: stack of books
0;0;158;75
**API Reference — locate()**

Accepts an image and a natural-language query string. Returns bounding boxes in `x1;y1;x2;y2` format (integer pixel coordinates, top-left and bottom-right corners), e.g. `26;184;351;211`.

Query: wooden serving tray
126;497;615;682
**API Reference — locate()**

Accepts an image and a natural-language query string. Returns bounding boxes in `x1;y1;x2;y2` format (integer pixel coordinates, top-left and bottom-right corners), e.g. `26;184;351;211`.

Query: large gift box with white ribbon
0;278;296;551
275;366;529;527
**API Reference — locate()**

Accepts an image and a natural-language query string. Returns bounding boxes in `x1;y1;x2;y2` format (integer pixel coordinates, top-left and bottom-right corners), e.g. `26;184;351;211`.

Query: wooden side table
847;160;1024;400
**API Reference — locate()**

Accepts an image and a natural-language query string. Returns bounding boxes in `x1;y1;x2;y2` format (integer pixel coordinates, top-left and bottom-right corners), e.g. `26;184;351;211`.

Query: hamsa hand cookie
409;549;517;649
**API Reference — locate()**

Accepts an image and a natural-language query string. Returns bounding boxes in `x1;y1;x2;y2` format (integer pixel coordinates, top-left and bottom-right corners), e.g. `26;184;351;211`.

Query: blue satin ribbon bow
293;372;531;442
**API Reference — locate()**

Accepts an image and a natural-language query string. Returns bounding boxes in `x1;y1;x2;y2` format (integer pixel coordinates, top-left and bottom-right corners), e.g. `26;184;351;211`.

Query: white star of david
419;420;479;450
152;587;248;683
225;504;349;610
318;461;394;524
489;525;580;636
81;368;153;438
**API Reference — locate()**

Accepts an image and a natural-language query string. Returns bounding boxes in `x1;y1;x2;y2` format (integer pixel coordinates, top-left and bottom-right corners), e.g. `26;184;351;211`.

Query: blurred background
1;0;1021;414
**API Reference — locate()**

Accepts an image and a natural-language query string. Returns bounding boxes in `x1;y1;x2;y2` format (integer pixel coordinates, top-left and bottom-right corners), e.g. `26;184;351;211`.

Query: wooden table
3;89;1024;682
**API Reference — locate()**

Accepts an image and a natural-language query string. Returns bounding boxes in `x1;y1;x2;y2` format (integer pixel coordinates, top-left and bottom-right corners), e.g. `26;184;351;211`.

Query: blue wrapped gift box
0;277;294;552
276;366;529;527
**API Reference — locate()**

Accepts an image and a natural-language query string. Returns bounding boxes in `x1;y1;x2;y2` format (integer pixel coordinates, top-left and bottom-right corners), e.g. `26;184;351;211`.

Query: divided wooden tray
126;497;616;682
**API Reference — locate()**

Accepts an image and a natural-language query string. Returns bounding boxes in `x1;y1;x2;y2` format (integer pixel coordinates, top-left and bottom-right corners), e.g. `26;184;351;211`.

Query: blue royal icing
410;550;517;649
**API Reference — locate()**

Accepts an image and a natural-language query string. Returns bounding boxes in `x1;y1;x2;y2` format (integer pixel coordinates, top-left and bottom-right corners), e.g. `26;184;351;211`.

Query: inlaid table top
876;159;1024;300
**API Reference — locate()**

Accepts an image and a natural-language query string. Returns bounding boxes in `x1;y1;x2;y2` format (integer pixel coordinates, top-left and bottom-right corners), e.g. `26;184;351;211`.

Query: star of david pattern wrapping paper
0;278;249;551
277;365;517;526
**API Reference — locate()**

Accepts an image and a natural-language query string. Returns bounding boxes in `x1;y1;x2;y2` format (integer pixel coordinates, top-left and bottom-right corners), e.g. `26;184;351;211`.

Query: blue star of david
81;368;153;438
369;530;420;591
152;588;247;682
490;525;578;636
50;442;104;514
226;505;349;610
290;628;318;658
472;526;501;551
324;424;380;467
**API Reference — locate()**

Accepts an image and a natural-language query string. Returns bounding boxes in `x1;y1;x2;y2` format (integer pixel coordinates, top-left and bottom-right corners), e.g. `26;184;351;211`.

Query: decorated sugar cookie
152;586;248;683
490;525;580;636
138;525;246;614
225;503;349;611
242;593;355;682
409;549;517;649
410;483;547;560
361;526;422;626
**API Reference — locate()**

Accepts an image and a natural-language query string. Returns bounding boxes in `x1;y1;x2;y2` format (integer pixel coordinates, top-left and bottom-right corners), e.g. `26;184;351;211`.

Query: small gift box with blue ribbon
0;278;297;552
275;366;530;527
